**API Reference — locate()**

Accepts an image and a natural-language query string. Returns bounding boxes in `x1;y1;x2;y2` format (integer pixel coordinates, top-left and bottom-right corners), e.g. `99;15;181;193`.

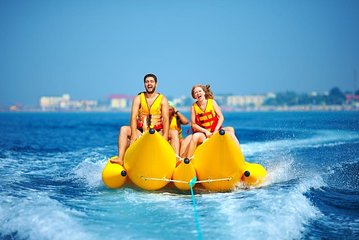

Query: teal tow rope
189;177;202;240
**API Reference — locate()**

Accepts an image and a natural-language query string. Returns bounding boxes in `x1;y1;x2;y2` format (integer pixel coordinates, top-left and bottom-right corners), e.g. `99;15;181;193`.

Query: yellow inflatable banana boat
102;129;267;191
124;129;176;190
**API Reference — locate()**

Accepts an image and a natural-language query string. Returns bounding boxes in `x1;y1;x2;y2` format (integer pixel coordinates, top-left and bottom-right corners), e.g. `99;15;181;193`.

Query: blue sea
0;111;358;240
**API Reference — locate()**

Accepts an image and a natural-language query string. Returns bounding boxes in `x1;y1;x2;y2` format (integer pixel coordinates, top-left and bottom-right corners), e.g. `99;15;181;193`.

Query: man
111;73;170;165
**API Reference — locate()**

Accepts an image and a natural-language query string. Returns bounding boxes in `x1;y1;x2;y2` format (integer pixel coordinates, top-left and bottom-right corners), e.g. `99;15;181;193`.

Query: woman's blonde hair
191;84;214;99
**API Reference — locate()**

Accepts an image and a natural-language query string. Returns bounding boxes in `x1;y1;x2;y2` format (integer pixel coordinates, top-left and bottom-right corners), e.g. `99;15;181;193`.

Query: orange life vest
193;99;219;133
137;92;163;131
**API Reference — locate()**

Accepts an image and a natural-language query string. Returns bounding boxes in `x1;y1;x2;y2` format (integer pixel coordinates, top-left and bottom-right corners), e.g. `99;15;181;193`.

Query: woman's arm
176;110;189;125
212;100;224;132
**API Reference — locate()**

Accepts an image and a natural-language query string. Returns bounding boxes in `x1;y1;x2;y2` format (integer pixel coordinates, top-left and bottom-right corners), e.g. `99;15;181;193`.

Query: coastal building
109;94;133;110
68;100;98;111
40;94;70;110
227;95;266;108
39;94;98;111
346;94;359;107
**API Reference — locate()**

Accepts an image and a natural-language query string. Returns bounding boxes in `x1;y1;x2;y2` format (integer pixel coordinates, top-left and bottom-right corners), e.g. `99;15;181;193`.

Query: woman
180;84;240;159
168;101;189;160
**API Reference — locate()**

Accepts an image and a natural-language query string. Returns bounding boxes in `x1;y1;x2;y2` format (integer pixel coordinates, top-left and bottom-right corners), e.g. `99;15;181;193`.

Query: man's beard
146;87;156;94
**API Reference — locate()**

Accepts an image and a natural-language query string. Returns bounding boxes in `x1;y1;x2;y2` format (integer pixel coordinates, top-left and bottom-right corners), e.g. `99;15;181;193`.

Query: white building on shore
39;94;97;111
226;95;266;108
109;94;133;110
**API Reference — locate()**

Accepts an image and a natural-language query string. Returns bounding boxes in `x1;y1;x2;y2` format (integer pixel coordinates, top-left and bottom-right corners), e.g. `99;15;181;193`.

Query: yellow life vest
137;92;163;131
193;99;219;133
169;114;183;139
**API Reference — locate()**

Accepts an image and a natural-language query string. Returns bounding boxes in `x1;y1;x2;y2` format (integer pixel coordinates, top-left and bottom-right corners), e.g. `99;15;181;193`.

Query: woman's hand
204;130;213;138
130;135;138;144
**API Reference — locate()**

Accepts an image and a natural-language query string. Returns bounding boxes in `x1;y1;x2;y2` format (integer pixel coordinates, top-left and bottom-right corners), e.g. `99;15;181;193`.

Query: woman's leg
169;129;180;155
223;126;240;147
179;134;192;158
186;132;206;158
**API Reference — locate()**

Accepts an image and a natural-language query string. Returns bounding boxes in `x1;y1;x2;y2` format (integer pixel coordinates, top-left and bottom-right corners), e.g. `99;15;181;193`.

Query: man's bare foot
110;157;123;165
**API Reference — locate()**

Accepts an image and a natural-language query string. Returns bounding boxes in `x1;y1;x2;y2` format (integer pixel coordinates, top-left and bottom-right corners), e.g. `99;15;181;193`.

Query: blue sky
1;0;358;106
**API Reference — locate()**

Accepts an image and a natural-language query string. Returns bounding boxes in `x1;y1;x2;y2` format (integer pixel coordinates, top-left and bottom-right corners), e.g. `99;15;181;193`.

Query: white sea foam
194;153;326;240
196;170;323;240
0;193;93;240
71;156;107;188
223;189;319;239
241;129;359;157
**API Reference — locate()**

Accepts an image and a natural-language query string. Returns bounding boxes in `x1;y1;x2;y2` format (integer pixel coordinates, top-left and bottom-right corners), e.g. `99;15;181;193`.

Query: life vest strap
137;114;163;131
199;118;215;124
198;112;212;117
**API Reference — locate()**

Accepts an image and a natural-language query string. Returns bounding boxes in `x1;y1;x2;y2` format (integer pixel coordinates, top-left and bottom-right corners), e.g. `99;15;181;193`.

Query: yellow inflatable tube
102;156;127;189
124;130;176;190
241;162;267;187
172;158;197;190
192;129;245;191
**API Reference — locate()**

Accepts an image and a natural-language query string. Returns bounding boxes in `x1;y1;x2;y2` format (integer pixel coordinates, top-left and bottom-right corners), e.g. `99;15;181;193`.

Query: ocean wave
71;155;108;189
201;188;321;239
0;193;93;240
241;129;359;157
325;160;359;191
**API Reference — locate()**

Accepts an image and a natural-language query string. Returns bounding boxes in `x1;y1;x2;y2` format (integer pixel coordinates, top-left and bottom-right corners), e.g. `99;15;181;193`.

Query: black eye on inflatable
244;171;250;177
121;170;127;177
184;158;190;164
149;128;155;134
219;129;225;135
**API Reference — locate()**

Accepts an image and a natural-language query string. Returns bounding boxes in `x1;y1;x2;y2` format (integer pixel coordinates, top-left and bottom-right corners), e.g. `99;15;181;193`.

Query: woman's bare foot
176;155;182;167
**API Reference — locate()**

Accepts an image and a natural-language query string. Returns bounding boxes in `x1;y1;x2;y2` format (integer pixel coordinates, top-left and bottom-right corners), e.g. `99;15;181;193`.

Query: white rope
141;176;188;183
141;176;232;184
196;177;232;183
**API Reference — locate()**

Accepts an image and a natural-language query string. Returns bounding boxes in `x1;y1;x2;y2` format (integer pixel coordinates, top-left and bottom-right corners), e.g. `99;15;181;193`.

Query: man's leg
111;126;131;165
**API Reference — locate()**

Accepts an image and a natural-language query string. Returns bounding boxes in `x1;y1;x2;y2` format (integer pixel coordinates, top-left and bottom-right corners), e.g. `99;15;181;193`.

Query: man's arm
130;95;140;142
161;96;169;141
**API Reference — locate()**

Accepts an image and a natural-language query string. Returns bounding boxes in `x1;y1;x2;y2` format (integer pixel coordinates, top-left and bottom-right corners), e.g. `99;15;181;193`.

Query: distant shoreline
1;105;358;113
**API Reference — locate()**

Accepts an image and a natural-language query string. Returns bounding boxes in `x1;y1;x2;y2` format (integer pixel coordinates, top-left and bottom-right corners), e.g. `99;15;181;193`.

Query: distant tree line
263;87;357;106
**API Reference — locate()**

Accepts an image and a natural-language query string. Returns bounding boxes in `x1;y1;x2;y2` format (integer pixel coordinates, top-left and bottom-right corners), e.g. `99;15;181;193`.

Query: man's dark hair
144;73;157;83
